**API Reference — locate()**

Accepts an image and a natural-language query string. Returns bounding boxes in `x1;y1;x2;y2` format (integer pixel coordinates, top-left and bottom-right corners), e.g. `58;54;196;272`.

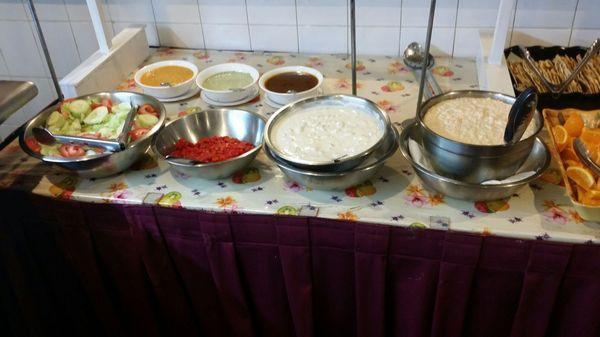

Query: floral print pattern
0;48;596;245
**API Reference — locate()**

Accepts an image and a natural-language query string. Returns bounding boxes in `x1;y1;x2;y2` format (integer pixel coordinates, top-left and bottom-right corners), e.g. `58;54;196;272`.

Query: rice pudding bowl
271;105;384;162
423;97;537;146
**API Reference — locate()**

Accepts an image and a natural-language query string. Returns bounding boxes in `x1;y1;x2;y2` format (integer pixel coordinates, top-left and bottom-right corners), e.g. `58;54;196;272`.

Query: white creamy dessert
272;105;384;162
423;97;537;145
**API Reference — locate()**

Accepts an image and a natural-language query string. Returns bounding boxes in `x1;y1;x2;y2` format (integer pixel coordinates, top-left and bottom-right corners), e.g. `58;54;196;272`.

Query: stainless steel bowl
152;109;265;179
264;94;390;172
266;126;399;190
19;91;166;178
399;120;550;201
418;90;544;183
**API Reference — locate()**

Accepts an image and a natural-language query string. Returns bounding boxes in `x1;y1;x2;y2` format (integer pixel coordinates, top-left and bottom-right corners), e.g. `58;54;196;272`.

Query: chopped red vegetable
129;128;149;141
25;138;41;152
59;144;85;158
138;104;158;117
170;136;254;163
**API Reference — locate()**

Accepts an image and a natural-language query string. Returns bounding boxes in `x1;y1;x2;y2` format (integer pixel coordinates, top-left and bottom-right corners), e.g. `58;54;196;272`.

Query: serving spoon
504;88;538;145
574;138;600;176
403;42;442;99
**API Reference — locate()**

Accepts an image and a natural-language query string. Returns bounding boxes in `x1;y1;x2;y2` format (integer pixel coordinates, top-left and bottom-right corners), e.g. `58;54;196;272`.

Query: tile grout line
451;0;461;58
62;0;83;63
567;0;580;46
244;0;252;51
148;0;161;46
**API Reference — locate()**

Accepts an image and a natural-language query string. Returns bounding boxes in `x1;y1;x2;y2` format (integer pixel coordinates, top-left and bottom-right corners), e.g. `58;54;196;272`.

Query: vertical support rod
416;0;436;114
350;0;357;95
488;0;515;65
86;0;113;54
27;0;63;99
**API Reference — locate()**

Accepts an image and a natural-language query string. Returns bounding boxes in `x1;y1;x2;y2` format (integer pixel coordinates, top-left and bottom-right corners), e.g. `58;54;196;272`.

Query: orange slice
564;159;583;168
564;113;584;137
560;148;579;162
586;189;600;200
566;166;595;189
552;125;569;152
580;127;600;146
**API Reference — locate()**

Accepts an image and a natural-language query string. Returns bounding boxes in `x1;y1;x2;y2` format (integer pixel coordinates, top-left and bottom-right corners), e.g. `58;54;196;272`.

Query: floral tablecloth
1;48;598;244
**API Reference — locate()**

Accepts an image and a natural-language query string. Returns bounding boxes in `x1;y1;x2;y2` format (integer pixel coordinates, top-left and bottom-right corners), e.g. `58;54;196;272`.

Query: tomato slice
25;137;41;152
129;128;149;141
58;144;85;158
138;104;158;116
101;98;113;108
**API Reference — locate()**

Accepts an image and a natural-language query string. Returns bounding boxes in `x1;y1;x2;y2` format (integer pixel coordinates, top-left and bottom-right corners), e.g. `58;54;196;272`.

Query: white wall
0;0;599;141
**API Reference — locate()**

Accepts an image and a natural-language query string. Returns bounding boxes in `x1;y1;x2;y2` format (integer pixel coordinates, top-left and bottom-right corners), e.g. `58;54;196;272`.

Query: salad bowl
20;91;165;178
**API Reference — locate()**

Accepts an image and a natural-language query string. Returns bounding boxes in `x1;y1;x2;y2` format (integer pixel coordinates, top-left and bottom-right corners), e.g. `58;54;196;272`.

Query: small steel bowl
399;120;550;201
264;94;390;172
20;91;166;178
418;90;544;183
266;126;399;190
152;109;265;179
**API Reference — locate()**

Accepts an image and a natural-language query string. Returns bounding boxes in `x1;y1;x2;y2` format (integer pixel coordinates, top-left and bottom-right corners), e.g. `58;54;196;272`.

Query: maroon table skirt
1;189;599;337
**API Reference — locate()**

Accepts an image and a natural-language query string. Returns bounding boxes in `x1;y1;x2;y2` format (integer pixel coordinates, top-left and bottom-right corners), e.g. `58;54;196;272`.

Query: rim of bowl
134;60;199;90
398;120;550;189
196;63;259;94
258;66;324;96
264;126;399;177
264;94;391;167
20;91;166;164
417;90;544;150
152;109;266;168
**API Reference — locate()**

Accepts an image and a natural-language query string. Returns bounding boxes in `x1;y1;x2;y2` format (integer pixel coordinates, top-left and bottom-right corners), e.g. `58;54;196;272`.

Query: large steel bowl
266;125;399;190
399;120;550;201
20;91;166;178
418;90;544;183
152;109;265;179
264;94;390;172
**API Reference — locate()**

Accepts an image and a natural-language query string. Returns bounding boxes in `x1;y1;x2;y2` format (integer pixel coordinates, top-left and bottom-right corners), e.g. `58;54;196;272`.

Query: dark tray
504;45;600;111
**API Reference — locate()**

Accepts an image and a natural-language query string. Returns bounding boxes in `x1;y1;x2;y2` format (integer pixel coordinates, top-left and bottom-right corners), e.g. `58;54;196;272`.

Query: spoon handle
574;138;600;176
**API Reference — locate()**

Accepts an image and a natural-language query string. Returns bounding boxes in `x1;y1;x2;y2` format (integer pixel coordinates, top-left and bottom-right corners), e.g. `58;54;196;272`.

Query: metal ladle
403;43;442;100
504;88;538;145
574;138;600;176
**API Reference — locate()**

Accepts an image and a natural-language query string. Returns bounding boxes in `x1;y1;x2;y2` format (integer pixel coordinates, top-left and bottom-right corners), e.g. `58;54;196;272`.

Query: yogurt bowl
196;63;259;103
259;66;323;106
134;60;198;99
264;95;390;172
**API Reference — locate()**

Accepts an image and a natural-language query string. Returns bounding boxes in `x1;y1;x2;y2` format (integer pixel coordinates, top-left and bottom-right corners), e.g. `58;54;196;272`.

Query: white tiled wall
0;0;598;141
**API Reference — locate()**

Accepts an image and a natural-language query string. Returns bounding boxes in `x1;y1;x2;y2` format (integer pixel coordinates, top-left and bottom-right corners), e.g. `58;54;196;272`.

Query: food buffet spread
0;48;597;244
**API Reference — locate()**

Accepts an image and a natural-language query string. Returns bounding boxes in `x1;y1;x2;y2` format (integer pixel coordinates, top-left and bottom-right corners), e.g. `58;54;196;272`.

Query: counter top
1;48;598;244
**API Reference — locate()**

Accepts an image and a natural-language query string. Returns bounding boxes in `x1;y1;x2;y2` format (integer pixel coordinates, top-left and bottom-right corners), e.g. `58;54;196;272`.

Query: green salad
26;97;160;158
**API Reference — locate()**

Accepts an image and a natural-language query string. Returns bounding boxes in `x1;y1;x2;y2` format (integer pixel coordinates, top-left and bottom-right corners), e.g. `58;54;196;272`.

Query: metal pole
26;0;63;99
350;0;357;95
416;0;436;113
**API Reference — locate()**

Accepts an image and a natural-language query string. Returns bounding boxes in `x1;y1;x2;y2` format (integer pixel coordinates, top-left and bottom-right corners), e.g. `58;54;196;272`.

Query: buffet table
1;49;599;337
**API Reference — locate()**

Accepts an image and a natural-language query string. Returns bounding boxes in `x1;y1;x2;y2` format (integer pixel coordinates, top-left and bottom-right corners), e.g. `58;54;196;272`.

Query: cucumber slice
60;119;82;135
112;102;131;115
84;106;109;125
68;99;91;118
60;102;70;115
40;144;60;156
47;110;66;128
135;114;159;128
